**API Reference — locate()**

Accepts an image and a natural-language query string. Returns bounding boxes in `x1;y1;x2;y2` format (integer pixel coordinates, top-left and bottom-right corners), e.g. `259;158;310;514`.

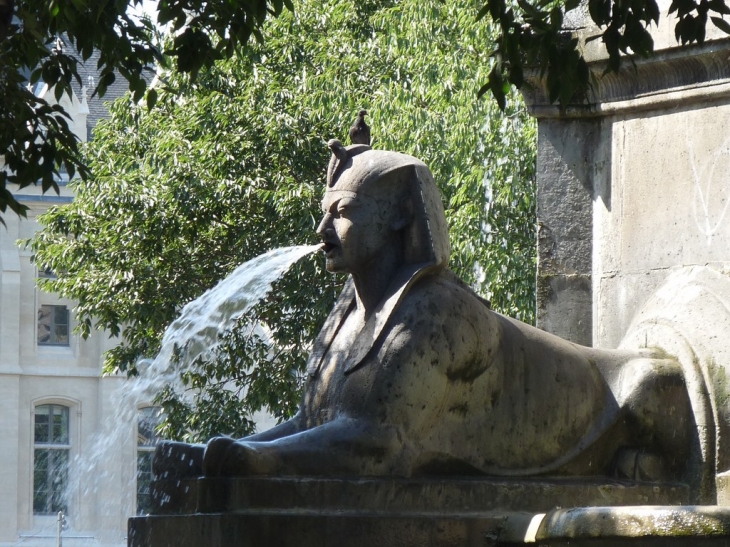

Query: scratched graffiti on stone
688;137;730;246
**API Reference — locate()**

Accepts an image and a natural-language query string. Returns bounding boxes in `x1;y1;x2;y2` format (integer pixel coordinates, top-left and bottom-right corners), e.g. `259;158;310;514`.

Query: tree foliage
29;0;536;442
4;0;729;225
477;0;730;108
1;0;292;223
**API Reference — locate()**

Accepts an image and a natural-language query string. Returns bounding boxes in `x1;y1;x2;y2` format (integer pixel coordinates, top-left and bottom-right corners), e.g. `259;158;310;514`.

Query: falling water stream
70;244;321;535
151;243;322;376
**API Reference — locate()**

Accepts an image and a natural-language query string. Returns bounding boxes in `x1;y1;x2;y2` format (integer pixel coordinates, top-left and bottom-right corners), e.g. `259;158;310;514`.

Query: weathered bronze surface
153;141;700;492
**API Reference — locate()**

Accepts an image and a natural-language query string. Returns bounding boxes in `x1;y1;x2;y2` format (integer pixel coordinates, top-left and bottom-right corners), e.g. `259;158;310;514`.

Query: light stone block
593;103;730;347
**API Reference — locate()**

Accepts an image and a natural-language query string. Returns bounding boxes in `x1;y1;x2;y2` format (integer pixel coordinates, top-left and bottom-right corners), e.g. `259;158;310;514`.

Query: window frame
37;304;70;347
32;403;71;516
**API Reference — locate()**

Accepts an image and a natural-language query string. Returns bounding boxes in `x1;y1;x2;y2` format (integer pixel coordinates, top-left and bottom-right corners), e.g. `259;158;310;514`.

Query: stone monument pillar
529;2;730;350
526;2;730;509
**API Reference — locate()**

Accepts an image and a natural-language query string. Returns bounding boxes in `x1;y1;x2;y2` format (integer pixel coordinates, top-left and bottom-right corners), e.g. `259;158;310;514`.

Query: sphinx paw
202;436;237;477
152;440;204;480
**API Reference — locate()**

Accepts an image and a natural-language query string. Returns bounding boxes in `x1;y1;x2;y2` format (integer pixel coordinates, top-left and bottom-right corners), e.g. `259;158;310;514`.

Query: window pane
52;406;69;444
54;306;68;325
50;450;69;513
36;405;69;445
37;307;52;344
38;305;70;346
54;324;69;345
35;405;50;443
33;487;49;515
33;448;68;514
136;452;154;515
34;406;70;514
33;449;50;513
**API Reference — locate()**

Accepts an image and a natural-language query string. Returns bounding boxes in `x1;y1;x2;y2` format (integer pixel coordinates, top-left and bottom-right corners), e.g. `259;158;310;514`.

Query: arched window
136;406;162;515
33;404;70;514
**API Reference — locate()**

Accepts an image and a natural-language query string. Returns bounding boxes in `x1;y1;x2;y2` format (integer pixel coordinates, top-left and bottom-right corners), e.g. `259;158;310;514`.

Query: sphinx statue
154;139;700;493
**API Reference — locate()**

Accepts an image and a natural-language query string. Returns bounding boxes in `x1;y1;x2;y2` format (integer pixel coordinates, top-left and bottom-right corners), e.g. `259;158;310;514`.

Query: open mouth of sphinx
321;242;336;255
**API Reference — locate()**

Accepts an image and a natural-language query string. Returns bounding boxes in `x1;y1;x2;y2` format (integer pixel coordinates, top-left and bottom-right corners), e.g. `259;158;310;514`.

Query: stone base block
149;476;689;515
128;477;711;547
525;505;730;547
129;512;516;547
129;506;730;547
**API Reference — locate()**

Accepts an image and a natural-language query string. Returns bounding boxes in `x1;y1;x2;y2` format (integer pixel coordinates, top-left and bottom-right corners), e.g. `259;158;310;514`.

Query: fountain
56;244;321;544
148;243;321;377
127;127;730;546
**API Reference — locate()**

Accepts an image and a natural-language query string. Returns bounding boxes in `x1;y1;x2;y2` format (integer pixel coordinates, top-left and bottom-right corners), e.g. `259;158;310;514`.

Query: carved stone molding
524;39;730;118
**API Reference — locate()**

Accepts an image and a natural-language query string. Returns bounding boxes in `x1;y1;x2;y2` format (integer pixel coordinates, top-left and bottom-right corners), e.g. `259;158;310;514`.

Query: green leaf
550;6;563;31
490;68;507;110
102;71;116;87
646;0;661;24
589;0;611;25
146;88;158;110
489;0;506;19
709;0;730;15
711;15;730;33
477;81;491;98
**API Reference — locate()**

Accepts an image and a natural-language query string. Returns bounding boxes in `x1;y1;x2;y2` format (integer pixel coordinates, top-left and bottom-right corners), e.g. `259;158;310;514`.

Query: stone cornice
522;8;730;119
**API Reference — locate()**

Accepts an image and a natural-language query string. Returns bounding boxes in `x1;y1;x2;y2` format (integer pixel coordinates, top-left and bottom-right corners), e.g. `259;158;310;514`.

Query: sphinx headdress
307;139;451;376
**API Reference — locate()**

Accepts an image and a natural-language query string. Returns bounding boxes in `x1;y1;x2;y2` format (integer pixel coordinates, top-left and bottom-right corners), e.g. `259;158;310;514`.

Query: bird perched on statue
349;109;371;146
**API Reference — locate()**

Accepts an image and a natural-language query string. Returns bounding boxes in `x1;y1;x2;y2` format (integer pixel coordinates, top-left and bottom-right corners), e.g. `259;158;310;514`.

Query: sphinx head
316;140;450;276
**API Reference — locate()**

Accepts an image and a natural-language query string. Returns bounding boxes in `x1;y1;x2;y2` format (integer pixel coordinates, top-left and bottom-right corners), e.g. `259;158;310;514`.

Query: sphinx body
155;142;694;485
213;271;690;479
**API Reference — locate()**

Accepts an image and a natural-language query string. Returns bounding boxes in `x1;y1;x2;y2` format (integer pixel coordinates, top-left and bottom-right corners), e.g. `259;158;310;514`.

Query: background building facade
0;63;150;547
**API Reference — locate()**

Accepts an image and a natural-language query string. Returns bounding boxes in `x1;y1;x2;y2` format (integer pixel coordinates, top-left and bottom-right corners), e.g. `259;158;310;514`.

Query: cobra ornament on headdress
326;139;371;188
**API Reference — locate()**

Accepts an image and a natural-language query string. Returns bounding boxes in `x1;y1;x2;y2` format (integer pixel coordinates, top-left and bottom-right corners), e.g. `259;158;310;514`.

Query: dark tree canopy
0;0;292;223
477;0;730;108
2;0;729;223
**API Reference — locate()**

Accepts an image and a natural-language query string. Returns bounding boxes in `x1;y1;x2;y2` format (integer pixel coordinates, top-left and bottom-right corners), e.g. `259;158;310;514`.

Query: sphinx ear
391;196;414;231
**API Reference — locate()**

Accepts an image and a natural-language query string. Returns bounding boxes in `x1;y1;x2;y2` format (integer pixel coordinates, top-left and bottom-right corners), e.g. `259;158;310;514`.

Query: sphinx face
316;188;398;275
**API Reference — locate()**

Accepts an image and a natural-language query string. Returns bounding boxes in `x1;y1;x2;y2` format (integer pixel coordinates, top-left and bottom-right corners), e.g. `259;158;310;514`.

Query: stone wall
535;118;607;346
525;12;730;349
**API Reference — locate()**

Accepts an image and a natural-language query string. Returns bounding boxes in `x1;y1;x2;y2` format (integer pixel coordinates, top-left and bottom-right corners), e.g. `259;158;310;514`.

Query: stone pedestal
128;477;701;546
130;509;730;547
